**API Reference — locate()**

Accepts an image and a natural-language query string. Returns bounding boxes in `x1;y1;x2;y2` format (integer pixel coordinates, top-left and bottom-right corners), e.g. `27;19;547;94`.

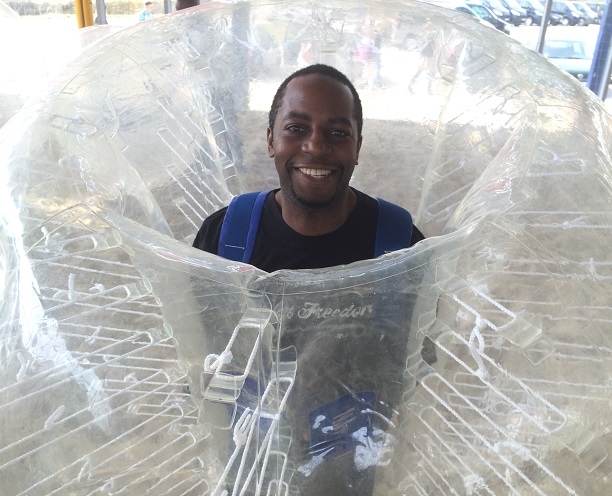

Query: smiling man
193;64;424;271
192;64;426;495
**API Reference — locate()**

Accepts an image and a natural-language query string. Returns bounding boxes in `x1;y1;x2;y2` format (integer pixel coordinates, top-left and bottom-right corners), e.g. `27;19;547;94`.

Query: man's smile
297;167;333;178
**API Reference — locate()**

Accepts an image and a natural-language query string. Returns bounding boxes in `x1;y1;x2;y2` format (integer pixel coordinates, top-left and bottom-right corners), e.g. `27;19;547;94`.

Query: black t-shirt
193;189;424;272
193;189;426;493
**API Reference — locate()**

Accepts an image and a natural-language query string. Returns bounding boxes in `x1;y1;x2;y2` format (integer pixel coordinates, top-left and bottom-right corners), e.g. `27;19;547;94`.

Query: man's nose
302;130;331;156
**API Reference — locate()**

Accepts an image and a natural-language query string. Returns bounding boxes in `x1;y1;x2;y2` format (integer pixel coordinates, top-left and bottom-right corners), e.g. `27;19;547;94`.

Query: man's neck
274;188;357;236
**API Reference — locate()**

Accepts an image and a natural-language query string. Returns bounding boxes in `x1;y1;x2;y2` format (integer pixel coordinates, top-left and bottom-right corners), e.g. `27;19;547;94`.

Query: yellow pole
75;0;94;28
82;0;94;27
75;0;85;28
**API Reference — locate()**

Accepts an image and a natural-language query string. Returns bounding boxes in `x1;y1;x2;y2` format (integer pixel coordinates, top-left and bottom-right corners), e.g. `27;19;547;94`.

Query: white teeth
299;168;331;178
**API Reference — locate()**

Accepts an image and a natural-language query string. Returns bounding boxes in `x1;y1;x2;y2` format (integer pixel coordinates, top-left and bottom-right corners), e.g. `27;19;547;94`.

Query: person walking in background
138;1;153;21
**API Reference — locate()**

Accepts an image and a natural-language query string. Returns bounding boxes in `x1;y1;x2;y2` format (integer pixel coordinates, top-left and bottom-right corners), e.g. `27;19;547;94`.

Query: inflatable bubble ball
2;0;612;494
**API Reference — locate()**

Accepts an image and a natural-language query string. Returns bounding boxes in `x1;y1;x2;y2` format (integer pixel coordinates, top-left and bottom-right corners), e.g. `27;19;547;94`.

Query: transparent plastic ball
1;1;612;494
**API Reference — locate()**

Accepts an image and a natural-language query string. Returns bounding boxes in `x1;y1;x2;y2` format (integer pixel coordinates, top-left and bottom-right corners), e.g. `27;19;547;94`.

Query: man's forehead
279;75;355;119
285;73;351;97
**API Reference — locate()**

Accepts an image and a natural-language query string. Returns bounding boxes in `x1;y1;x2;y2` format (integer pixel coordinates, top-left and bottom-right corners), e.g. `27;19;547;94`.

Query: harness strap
219;192;413;263
218;191;270;262
374;198;413;257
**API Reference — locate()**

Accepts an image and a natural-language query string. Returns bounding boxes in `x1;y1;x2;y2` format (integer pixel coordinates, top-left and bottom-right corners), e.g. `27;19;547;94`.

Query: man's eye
330;129;349;137
286;125;304;133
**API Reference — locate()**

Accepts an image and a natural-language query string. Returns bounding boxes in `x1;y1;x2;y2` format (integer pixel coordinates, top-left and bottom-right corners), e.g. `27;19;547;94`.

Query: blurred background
1;0;611;130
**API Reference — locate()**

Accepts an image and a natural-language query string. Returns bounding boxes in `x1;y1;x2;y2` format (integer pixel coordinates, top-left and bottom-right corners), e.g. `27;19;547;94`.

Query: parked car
453;4;496;28
519;0;545;25
499;0;528;24
547;0;588;25
463;2;512;32
519;0;564;24
585;1;605;22
538;38;594;81
433;0;511;29
572;1;599;24
482;0;514;22
549;11;565;24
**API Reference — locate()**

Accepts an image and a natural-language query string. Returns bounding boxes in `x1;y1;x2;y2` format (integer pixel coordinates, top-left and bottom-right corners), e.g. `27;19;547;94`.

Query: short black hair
268;64;363;137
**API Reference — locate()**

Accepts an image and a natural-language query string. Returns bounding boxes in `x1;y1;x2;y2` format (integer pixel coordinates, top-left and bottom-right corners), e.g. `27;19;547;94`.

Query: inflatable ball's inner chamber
2;1;612;494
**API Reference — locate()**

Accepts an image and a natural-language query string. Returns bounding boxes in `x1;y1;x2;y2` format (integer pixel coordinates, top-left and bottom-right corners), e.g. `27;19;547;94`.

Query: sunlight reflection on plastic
1;0;612;494
0;0;125;127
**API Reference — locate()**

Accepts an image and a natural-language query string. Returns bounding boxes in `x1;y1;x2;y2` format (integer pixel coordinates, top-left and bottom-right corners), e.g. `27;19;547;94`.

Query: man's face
267;74;362;210
146;3;152;11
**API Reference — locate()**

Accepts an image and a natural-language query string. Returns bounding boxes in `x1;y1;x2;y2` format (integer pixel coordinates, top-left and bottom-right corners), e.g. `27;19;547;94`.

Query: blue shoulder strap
374;198;413;257
219;192;412;262
218;191;269;263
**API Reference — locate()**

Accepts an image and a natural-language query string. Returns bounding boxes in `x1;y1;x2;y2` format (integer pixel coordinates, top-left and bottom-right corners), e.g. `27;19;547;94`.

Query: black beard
289;185;335;210
284;161;343;210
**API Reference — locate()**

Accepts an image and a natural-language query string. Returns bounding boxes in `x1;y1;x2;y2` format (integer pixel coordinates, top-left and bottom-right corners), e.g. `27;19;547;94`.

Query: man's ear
355;135;363;164
267;128;274;158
